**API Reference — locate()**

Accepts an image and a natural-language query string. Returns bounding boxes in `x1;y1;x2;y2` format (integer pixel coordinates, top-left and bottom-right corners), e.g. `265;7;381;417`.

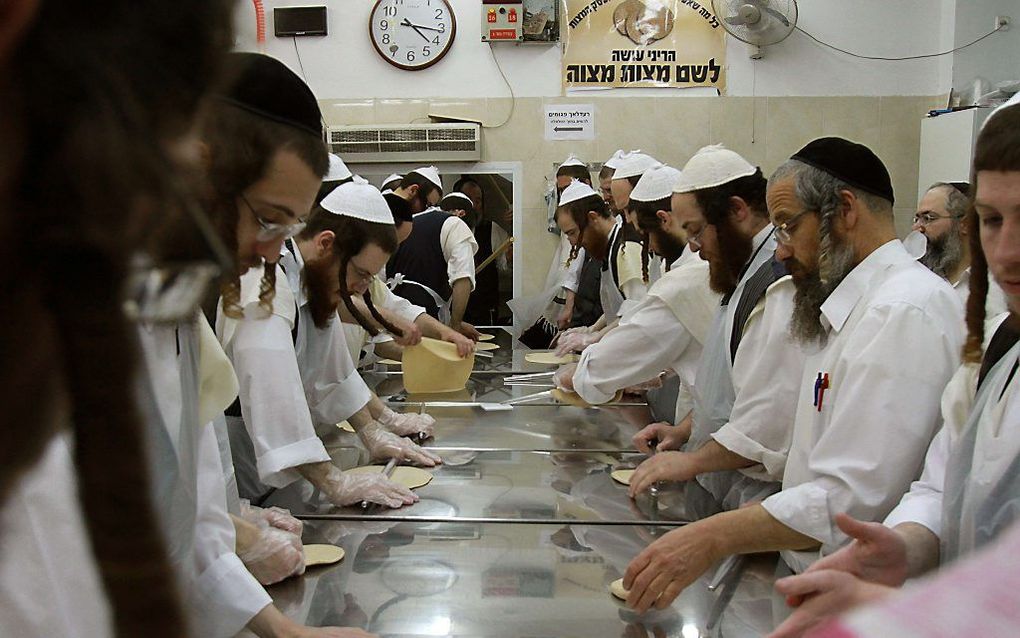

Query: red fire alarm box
481;0;524;42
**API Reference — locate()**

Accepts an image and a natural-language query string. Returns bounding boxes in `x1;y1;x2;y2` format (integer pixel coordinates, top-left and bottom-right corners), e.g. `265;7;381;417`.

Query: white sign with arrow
544;104;595;141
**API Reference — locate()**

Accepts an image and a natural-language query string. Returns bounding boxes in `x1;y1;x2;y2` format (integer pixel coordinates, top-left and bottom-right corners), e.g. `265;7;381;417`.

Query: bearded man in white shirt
622;137;963;614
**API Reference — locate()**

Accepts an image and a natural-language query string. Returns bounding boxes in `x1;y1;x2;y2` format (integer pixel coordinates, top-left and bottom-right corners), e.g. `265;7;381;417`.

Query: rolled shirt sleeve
441;216;479;290
712;278;801;480
573;296;694;405
189;423;271;637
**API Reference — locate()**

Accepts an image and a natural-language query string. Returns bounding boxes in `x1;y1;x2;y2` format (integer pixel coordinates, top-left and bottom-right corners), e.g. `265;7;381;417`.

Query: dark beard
650;229;687;267
303;257;339;329
919;229;963;280
708;218;753;295
789;227;857;344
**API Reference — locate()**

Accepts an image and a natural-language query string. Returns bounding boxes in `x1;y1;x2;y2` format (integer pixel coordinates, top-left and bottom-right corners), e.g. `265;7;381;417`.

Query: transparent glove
236;517;305;585
240;499;303;537
320;464;418;509
552;363;577;391
357;420;442;467
554;330;599;357
378;406;436;438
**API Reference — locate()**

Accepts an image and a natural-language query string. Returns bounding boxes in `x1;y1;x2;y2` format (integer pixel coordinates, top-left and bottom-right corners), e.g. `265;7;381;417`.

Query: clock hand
399;17;444;32
399;17;433;42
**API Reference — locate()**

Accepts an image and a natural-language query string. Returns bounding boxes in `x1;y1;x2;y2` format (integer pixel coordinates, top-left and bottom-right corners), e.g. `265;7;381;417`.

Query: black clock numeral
407;50;416;62
379;19;388;30
382;33;390;44
432;35;440;45
437;22;446;33
383;5;396;16
435;8;443;19
423;46;431;57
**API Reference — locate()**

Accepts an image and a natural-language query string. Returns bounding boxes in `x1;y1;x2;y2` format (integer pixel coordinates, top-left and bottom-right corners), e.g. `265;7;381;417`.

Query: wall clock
369;0;457;71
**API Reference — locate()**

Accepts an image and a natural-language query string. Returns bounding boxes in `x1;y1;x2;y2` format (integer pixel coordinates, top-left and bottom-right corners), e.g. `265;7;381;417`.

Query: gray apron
685;231;778;518
941;341;1020;562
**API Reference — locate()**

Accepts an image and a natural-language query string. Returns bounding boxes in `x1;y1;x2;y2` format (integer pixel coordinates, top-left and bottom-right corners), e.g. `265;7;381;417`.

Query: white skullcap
558;179;599;206
603;149;627;170
630;165;683;203
674;145;757;193
441;192;474;209
612;151;662;180
410;165;443;189
558;153;586;170
320;176;394;224
382;173;403;185
325;153;352;182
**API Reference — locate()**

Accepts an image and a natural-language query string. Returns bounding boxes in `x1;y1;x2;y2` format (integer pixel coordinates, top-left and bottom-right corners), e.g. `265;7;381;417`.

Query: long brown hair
964;103;1020;363
3;1;232;636
631;196;672;284
557;193;609;265
201;103;329;318
298;208;404;337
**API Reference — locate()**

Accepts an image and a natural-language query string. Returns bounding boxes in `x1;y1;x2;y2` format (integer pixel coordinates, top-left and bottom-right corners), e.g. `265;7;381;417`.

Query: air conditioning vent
326;123;481;162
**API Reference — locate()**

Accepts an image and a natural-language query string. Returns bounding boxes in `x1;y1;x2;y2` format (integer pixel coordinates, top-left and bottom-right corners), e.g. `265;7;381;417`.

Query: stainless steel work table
258;328;783;636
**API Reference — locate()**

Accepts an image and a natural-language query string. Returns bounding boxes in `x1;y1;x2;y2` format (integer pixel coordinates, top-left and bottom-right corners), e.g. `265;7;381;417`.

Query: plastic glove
236;517;305;585
554;330;598;357
378;406;436;438
357;420;442;467
319;463;418;509
240;499;304;537
552;363;577;391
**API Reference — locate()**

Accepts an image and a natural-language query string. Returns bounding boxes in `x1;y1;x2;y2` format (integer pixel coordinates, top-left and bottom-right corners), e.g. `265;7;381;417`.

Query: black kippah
384;192;413;225
792;137;894;205
217;52;323;139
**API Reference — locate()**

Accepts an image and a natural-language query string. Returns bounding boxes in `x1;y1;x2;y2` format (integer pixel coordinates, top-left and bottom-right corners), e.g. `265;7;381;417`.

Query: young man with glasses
914;182;1007;316
622;138;964;617
626;146;802;524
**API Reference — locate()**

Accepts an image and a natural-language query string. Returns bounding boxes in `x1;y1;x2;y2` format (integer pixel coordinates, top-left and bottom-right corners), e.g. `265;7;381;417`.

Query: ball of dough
609;577;630;600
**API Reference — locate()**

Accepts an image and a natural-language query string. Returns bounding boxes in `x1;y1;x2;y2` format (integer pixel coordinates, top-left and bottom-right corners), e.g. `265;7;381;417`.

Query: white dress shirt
217;264;331;489
341;275;427;363
762;240;964;573
440;215;480;289
711;275;803;482
572;252;717;417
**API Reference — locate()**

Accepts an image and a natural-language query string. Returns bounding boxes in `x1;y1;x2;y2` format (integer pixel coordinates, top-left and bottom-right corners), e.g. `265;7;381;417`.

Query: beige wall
321;95;944;298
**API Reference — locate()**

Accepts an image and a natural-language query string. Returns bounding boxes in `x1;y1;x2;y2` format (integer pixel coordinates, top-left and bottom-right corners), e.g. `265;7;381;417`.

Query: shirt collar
601;218;623;272
953;267;971;289
820;239;911;333
280;239;307;306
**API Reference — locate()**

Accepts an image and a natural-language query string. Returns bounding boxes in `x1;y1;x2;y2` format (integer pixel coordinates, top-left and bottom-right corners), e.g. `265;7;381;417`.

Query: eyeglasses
241;193;305;242
775;209;814;245
687;224;708;250
348;258;376;284
913;211;964;227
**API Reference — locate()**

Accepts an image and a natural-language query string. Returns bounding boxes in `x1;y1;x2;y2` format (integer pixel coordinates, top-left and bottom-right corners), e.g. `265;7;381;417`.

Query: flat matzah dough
347;465;434;490
609;578;630;600
525;351;579;365
474;342;499;352
403;337;474;393
304;544;346;567
337;421;355;433
610;469;635;486
477;333;496;341
377;358;402;366
551;388;623;407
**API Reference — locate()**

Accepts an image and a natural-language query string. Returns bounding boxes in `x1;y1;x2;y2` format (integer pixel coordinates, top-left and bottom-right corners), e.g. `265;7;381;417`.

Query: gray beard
919;229;964;281
790;232;857;345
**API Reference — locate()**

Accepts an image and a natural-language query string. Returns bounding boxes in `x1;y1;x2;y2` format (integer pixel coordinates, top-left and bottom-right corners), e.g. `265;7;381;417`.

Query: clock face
370;0;457;71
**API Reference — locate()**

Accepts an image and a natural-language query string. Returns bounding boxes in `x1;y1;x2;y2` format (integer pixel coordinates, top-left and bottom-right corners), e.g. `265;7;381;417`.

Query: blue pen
813;372;822;406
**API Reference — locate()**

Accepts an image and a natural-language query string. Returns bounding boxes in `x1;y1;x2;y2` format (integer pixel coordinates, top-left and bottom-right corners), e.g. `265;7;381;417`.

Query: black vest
387;208;452;319
729;256;788;363
466;219;500;324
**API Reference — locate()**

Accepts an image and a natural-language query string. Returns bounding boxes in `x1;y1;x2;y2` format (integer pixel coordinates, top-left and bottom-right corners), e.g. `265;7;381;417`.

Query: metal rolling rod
294;513;689;526
706;555;748;631
360;457;398;509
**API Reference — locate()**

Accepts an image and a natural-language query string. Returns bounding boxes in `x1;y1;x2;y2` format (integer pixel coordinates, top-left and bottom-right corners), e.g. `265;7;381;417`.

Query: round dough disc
337;421;355;433
609;577;630;600
304;544;346;567
474;342;499;352
347;465;434;489
525;351;579;365
377;358;402;366
551;388;623;407
477;333;496;341
610;469;635;486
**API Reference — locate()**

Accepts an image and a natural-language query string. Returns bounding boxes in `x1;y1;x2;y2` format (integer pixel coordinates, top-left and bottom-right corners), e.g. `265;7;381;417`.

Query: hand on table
442;330;476;358
378;406;436;438
767;570;893;638
358;421;442;467
554;330;598;357
627;452;699;498
623;523;722;613
632;421;689;453
324;467;418;509
552;363;577;391
452;320;482;341
235;518;305;585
